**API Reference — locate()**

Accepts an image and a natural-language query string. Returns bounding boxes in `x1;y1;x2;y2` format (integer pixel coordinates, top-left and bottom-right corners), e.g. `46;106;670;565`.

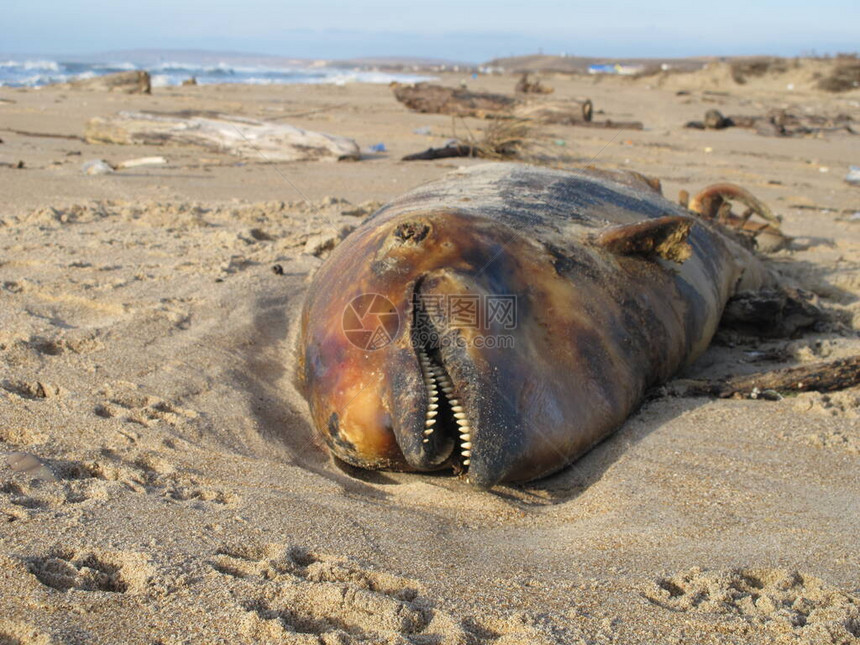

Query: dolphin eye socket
393;221;430;244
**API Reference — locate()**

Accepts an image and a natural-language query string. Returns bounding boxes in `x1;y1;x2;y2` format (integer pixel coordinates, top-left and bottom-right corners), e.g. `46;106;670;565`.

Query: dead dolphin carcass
295;163;775;488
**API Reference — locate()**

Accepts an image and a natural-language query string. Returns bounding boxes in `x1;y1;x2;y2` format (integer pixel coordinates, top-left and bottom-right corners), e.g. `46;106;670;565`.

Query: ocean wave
0;57;435;88
0;59;61;71
92;62;139;71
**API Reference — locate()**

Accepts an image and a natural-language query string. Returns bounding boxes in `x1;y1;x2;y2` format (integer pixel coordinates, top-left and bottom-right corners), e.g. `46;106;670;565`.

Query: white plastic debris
116;156;167;170
82;159;115;175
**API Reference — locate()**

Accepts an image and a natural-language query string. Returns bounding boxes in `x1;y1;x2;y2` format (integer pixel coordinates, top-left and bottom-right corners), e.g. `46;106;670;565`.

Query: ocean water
0;58;434;88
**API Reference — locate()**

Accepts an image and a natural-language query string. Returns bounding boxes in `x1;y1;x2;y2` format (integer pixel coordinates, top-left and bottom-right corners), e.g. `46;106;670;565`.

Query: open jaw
409;281;474;477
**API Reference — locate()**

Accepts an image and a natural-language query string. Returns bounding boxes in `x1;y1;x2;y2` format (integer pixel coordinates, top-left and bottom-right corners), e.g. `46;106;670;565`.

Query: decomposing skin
296;163;774;488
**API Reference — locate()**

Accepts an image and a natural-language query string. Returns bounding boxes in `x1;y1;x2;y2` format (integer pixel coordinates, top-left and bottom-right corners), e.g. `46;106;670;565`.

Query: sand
1;65;859;644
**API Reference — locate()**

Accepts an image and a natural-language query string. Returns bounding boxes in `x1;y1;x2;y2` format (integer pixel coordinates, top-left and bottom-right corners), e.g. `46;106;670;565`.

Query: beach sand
1;66;859;644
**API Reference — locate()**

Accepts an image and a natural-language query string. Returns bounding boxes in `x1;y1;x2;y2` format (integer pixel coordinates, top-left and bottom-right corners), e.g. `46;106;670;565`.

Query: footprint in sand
211;543;566;645
25;548;153;594
643;567;860;643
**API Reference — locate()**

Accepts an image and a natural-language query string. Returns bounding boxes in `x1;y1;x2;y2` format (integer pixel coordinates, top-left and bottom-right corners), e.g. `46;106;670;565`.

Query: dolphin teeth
415;341;470;471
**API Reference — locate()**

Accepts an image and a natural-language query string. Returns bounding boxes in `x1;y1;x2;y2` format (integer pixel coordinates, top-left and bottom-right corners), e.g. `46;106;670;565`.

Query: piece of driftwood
391;83;625;129
66;71;151;94
514;101;642;129
669;356;860;398
84;112;361;162
571;119;644;131
513;100;593;124
392;83;516;118
1;127;83;141
402;144;477;161
685;109;855;137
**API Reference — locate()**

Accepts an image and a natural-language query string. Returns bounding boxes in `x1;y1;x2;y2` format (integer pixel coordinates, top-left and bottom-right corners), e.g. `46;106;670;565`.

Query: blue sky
4;0;858;61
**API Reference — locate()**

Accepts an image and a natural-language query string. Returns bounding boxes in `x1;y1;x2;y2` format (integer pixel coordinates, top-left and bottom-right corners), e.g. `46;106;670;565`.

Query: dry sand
1;65;859;644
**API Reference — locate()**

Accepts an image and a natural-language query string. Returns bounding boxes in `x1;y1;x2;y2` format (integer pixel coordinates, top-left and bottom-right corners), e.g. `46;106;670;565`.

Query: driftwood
84;111;361;162
668;356;860;399
685;109;855;137
569;118;644;131
392;82;610;127
1;128;83;141
66;71;151;94
402;144;476;161
392;83;516;118
513;100;593;124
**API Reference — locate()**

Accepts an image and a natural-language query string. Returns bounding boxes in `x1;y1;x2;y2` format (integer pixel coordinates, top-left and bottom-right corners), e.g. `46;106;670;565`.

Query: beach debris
403;143;477;161
685;109;855;137
0;127;83;141
0;160;25;169
65;70;151;94
368;143;387;153
515;73;553;94
403;119;530;162
392;82;517;118
116;156;168;170
512;99;594;124
668;356;860;399
845;166;860;186
82;159;115;175
84;111;361;162
412;126;432;135
182;77;198;86
4;452;57;482
392;83;630;130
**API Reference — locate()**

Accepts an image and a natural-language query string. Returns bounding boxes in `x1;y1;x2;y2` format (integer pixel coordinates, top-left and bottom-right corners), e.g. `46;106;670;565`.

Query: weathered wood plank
85;111;361;162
